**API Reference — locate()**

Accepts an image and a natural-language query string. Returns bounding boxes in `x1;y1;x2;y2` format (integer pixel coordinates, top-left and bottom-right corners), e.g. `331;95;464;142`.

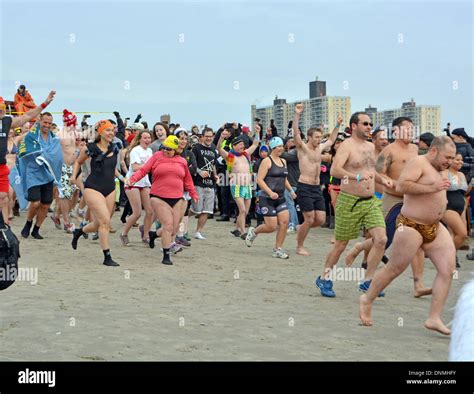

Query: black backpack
0;226;20;291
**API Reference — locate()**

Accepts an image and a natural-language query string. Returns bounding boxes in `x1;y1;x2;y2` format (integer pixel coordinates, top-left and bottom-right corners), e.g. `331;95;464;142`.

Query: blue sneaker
359;280;385;297
315;276;336;298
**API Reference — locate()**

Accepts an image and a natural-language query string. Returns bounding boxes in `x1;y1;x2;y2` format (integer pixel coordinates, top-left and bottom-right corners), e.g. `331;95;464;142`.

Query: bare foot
424;318;451;335
345;242;362;266
414;286;432;298
296;247;310;256
359;294;373;326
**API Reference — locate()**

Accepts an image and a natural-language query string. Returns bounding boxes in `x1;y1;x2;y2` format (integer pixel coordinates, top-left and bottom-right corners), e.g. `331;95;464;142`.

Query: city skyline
1;0;472;133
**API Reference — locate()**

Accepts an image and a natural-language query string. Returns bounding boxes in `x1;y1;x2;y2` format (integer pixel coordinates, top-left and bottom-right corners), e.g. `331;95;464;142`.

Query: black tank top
261;156;288;198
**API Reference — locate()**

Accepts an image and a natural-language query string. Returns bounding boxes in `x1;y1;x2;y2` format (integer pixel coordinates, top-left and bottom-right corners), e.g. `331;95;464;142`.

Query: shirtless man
292;103;342;256
346;117;431;297
52;110;79;233
315;112;392;297
355;126;389;266
217;131;259;237
360;136;456;335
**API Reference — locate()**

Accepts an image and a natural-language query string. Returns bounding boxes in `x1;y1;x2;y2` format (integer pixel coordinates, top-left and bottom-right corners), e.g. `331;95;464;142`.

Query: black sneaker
103;259;120;267
456;256;461;269
162;259;173;265
21;222;32;238
31;232;43;240
149;231;159;249
230;229;241;237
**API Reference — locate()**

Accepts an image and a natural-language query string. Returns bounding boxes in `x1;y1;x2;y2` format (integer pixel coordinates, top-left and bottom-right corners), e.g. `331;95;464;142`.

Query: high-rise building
309;77;326;99
367;99;441;136
251;79;351;136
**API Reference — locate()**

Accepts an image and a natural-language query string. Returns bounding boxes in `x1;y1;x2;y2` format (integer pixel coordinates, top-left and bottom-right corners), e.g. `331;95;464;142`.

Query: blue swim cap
269;137;284;149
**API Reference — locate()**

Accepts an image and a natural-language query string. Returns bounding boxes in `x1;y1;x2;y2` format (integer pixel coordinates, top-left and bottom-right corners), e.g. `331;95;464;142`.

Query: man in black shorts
19;112;63;239
292;103;342;256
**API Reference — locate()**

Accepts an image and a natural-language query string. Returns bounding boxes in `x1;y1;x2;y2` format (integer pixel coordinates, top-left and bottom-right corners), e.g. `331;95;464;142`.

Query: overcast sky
1;0;472;133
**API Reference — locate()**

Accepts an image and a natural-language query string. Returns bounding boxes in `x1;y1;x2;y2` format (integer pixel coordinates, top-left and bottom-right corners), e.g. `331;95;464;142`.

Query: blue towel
17;123;63;198
8;165;28;210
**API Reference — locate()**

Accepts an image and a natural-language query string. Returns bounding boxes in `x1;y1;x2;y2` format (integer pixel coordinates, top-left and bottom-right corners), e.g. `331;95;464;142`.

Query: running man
346;117;431;297
217;131;259;237
360;136;456;335
292;103;342;256
316;112;392;297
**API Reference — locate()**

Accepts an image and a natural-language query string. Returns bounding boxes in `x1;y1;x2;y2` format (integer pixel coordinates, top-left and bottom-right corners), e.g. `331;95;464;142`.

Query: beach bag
0;226;20;291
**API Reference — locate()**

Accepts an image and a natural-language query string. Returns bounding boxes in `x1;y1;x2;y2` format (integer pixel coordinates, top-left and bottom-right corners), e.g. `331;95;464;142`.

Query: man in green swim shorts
315;112;393;298
217;130;259;237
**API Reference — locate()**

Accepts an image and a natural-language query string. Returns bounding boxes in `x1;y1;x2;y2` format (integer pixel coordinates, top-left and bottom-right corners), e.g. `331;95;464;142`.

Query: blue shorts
231;185;252;200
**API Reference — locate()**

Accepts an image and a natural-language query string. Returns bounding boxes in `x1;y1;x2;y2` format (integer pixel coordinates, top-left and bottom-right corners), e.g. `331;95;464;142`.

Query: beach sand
0;214;467;361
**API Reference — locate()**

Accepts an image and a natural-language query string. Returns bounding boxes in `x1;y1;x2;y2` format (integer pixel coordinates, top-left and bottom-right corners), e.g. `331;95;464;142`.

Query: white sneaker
194;232;206;240
287;226;296;234
272;248;289;259
245;227;257;247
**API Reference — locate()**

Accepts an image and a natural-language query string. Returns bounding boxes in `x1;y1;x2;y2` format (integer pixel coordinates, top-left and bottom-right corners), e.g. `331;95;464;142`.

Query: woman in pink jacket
127;135;198;265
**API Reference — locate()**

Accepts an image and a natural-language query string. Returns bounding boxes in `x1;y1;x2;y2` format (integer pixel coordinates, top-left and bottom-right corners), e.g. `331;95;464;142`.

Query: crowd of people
0;87;472;336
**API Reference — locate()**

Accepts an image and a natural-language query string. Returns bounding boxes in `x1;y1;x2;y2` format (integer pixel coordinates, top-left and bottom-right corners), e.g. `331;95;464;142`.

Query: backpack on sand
0;226;20;291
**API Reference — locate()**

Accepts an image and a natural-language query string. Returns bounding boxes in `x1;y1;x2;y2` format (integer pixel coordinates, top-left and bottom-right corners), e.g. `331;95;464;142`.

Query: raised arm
320;114;343;152
114;111;125;146
217;130;230;161
246;132;260;156
11;90;56;129
292;103;306;150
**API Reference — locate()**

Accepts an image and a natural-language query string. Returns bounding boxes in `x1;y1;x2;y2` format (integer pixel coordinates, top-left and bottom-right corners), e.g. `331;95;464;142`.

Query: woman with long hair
127;135;198;265
442;153;470;268
70;120;124;267
245;137;296;259
119;129;154;246
150;122;169;153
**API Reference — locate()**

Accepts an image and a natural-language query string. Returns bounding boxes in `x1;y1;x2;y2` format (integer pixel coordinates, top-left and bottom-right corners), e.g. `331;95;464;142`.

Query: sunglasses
360;121;374;127
163;147;174;151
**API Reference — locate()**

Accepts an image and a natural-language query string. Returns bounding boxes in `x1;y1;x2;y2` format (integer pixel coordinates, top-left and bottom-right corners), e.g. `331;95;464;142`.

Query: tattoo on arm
375;154;385;173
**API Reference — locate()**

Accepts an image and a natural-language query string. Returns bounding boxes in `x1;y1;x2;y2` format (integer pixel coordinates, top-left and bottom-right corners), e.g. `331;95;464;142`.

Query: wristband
335;124;340;128
40;102;47;110
119;175;125;182
356;173;361;182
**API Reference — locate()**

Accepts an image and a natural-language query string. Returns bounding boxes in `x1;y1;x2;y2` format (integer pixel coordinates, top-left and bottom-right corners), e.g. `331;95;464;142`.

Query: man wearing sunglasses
316;112;392;298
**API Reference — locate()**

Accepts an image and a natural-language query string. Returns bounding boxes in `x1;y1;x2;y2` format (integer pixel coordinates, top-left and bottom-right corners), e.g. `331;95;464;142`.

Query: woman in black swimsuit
442;153;470;267
70;120;123;267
